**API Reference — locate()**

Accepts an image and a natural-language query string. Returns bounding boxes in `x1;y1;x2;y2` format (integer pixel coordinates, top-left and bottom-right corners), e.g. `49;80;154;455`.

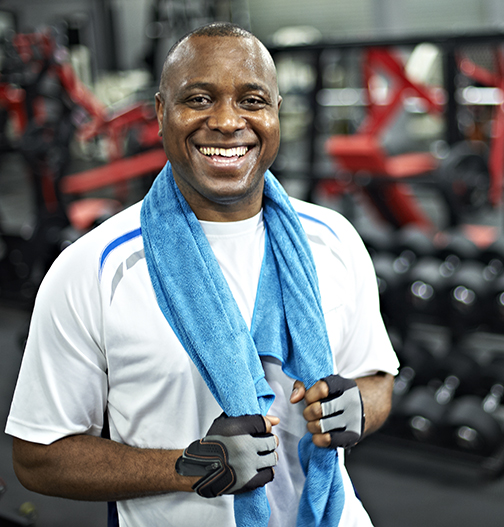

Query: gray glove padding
175;413;277;498
319;374;365;449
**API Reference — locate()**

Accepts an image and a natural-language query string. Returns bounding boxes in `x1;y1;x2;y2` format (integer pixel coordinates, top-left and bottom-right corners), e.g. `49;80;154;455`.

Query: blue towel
140;161;345;527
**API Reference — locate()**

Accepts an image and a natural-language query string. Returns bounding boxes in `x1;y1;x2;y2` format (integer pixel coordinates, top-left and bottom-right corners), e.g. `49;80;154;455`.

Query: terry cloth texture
140;162;344;527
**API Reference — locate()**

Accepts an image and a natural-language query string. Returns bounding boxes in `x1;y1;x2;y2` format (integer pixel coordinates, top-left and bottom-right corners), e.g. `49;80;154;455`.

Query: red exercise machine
322;46;444;232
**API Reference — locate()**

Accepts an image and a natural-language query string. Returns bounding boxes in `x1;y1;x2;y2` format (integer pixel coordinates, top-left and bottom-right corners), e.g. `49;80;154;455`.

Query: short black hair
168;22;253;57
159;22;255;92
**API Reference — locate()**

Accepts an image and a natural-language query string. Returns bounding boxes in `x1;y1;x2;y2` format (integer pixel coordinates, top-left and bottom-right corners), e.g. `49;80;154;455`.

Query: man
6;22;398;527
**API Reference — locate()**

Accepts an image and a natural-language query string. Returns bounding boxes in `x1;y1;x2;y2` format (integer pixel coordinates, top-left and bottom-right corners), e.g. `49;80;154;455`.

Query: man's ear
277;94;283;112
155;92;164;137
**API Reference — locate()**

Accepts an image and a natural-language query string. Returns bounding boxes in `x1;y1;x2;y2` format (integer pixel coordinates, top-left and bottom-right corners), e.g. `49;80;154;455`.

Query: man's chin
197;183;265;220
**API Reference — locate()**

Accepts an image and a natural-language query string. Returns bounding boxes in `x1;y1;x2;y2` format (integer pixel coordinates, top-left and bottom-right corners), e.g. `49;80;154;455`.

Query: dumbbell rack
380;325;504;478
365;227;504;478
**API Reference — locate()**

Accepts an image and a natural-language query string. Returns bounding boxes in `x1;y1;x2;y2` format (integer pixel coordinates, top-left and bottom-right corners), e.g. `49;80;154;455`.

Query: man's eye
187;96;211;106
242;97;266;109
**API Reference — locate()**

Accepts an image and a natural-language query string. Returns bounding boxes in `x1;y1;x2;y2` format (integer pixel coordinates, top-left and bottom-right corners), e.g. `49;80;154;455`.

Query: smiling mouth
198;146;249;158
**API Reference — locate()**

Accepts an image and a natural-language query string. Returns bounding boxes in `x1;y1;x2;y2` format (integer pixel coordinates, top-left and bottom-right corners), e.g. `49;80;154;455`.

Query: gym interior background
1;0;504;525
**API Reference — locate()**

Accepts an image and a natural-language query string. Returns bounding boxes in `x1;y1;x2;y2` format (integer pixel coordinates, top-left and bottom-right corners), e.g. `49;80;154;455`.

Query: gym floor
2;159;504;525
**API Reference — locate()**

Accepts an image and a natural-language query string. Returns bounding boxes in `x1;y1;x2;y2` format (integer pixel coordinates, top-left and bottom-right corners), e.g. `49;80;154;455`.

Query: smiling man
6;23;399;527
156;28;282;220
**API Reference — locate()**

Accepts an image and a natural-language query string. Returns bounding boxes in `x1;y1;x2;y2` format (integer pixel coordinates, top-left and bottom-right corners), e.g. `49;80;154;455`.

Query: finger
306;419;322;435
290;380;306;403
312;432;332;448
304;379;330;405
303;401;323;422
264;415;280;433
256;451;278;470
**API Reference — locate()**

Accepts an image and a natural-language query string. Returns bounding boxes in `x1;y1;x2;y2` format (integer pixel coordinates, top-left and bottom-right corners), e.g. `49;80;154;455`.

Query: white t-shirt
6;196;399;527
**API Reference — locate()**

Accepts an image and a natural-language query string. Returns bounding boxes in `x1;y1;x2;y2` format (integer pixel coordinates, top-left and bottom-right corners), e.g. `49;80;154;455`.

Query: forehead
163;36;278;95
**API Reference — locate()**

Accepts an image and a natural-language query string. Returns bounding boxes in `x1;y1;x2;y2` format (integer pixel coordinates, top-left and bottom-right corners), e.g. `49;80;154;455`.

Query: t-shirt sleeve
333;217;399;379
300;201;400;380
5;239;108;445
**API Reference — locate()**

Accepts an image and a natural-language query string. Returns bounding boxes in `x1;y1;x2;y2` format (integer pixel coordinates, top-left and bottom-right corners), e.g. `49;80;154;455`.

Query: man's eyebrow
241;82;270;93
179;81;272;94
179;81;213;92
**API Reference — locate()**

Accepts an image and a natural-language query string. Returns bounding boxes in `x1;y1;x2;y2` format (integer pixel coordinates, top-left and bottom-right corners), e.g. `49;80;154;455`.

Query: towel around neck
140;161;345;526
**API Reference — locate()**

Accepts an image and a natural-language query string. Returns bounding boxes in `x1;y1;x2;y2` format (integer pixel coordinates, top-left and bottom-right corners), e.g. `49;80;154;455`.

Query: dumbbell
487;273;504;334
445;359;504;456
403;256;454;326
382;340;440;436
446;259;495;336
371;251;410;332
389;341;439;410
394;226;436;261
369;225;436;279
434;230;480;271
480;238;504;280
396;350;480;445
394;339;441;387
372;229;446;332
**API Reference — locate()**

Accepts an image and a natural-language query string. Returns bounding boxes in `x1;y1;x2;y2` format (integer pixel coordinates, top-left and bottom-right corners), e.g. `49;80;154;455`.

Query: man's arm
290;372;394;448
355;372;394;436
12;414;280;501
12;435;198;501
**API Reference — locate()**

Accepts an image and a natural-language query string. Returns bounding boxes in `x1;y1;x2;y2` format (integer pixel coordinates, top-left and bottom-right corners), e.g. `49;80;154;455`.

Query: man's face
156;35;282;221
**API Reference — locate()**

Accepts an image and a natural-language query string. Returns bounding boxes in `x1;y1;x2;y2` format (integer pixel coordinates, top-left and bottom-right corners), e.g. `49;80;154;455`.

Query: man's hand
290;375;364;449
176;413;279;498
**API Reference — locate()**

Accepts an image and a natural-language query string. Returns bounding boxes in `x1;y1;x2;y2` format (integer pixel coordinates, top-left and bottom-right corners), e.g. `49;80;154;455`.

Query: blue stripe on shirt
99;228;142;279
96;214;335;279
297;211;339;240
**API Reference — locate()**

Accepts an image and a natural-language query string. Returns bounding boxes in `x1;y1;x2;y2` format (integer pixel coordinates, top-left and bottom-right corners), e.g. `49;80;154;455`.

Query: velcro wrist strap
176;414;277;498
189;439;235;498
175;440;226;478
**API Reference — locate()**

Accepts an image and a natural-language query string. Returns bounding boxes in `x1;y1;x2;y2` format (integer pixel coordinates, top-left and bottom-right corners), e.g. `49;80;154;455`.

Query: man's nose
207;101;246;133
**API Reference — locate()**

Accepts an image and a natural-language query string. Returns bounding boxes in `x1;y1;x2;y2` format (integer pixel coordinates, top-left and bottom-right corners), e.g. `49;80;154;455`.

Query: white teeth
199;146;248;157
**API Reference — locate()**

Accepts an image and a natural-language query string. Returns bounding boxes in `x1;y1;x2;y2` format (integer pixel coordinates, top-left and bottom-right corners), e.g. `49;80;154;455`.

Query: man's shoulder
71;201;142;250
50;201;144;279
289;197;360;245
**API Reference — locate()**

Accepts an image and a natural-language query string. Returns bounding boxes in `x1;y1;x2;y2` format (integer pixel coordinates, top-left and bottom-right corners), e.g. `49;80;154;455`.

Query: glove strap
176;439;235;498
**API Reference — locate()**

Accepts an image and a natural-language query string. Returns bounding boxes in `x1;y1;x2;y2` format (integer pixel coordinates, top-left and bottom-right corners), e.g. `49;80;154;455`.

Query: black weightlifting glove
319;375;365;449
175;413;277;498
